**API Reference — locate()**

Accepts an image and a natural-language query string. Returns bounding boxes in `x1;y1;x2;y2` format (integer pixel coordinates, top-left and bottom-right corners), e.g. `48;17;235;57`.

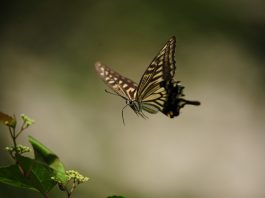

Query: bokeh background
0;1;265;198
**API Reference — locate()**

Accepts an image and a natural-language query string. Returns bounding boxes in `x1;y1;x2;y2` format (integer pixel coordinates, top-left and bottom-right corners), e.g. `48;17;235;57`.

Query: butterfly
95;36;200;124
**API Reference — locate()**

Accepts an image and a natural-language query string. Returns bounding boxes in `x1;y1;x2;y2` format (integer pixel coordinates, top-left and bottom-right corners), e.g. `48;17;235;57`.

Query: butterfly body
95;36;200;122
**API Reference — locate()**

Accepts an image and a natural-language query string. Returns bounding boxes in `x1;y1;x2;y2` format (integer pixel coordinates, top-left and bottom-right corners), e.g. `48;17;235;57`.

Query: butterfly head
125;99;149;119
121;99;143;125
126;99;140;113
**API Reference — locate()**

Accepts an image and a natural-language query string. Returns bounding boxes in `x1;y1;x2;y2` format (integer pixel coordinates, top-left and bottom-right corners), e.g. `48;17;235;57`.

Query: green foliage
0;111;125;197
0;112;90;198
0;152;56;196
28;135;68;184
0;164;36;190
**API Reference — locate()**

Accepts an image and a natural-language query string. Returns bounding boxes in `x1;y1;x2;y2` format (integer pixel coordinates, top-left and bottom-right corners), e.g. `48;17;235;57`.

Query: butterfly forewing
95;62;137;100
135;36;176;113
136;36;176;101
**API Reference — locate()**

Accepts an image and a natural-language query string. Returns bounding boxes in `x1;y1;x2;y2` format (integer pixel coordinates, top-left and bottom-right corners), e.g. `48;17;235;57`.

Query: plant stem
66;190;71;198
65;180;78;198
69;180;78;198
15;122;27;138
8;127;17;148
8;126;18;160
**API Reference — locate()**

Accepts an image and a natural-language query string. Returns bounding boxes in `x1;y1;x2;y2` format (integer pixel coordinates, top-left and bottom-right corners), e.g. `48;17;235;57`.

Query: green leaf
0;156;56;195
28;136;67;184
0;164;36;190
17;155;56;194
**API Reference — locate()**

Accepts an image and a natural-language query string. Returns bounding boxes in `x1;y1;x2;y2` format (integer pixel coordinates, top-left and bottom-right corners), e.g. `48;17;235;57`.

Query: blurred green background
0;0;265;198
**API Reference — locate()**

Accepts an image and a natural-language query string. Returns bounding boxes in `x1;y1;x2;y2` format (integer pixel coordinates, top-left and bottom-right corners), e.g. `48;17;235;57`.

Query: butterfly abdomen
162;80;200;118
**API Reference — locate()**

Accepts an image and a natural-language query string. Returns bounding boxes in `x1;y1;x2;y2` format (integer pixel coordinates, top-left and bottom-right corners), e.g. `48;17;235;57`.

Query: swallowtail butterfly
95;36;200;123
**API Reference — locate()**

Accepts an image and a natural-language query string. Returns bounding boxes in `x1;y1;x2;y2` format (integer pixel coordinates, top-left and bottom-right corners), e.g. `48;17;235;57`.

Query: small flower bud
5;145;31;154
66;170;89;184
20;114;35;126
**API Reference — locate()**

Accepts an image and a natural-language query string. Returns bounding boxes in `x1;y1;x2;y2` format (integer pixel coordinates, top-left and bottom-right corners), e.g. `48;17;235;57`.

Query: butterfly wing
136;36;176;113
95;62;138;100
162;80;201;118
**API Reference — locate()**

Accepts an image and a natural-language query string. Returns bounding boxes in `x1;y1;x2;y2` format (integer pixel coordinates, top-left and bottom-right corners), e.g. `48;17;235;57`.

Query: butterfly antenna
142;111;149;119
121;104;129;125
138;111;148;119
105;89;119;97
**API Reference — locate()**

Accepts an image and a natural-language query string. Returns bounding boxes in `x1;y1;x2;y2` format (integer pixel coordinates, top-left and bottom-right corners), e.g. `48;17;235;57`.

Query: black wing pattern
161;80;200;118
95;62;137;100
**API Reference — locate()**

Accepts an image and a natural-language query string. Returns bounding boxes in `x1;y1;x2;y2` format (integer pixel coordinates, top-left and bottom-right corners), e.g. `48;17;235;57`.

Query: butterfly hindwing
162;80;201;118
95;62;137;100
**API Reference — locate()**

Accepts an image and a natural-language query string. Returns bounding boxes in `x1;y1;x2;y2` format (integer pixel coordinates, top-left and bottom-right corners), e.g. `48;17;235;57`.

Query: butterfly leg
104;89;119;96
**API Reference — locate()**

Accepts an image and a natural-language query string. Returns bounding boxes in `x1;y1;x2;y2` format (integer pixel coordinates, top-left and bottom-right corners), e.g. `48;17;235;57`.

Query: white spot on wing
123;84;128;88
